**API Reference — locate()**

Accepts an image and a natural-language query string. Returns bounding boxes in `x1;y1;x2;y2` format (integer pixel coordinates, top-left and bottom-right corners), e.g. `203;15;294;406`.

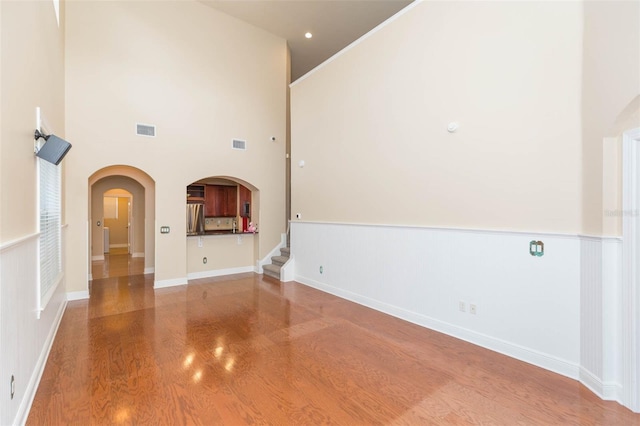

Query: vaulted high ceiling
200;1;413;81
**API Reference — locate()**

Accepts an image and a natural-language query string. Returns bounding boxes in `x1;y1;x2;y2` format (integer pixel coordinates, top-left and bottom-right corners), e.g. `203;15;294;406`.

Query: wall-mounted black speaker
36;134;72;165
243;202;250;217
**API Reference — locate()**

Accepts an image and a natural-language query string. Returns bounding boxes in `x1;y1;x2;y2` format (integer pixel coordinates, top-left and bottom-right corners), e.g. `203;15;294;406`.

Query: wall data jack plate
529;240;544;257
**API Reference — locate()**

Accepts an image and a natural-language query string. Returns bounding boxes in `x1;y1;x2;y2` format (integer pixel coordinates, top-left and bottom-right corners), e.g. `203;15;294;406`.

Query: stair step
263;264;281;280
280;247;290;257
271;255;288;266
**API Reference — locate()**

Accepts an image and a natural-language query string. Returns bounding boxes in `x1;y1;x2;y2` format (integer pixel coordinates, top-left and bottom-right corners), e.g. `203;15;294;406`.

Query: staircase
263;246;290;281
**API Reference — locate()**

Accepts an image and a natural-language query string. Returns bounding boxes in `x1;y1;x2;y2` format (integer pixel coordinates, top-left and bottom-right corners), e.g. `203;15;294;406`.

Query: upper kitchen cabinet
205;185;237;217
239;184;251;217
225;186;238;216
205;185;222;216
187;184;205;203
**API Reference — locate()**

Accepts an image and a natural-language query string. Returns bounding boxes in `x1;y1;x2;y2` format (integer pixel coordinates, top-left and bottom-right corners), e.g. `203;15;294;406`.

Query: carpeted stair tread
271;255;289;266
263;263;281;279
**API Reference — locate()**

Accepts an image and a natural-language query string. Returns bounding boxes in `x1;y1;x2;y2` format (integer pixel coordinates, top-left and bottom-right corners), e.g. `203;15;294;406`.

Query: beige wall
582;1;640;236
65;1;287;291
0;0;65;242
187;234;255;274
291;1;583;233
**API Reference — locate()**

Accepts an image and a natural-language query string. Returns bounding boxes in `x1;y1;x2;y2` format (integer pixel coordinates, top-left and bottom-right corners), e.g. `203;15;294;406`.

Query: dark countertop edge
187;231;258;237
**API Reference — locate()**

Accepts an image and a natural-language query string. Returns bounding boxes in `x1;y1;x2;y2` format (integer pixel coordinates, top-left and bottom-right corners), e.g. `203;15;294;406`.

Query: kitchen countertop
187;230;258;237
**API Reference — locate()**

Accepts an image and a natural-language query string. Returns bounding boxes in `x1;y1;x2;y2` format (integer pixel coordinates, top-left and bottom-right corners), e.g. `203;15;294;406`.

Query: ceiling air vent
232;139;246;150
136;123;156;137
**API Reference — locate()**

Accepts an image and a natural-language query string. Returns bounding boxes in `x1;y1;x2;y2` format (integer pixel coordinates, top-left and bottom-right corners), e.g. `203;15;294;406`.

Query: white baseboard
91;255;104;261
579;366;622;403
187;266;256;280
602;382;624;402
67;290;89;301
144;267;155;275
132;252;144;258
154;277;187;289
580;367;604;398
296;274;580;380
15;299;67;426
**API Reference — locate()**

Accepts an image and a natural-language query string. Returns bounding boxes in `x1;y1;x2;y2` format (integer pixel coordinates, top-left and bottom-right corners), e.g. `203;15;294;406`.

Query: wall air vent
232;139;246;150
136;123;156;137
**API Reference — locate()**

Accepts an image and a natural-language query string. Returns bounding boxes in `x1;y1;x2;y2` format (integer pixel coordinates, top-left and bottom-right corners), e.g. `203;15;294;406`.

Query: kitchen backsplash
204;217;235;231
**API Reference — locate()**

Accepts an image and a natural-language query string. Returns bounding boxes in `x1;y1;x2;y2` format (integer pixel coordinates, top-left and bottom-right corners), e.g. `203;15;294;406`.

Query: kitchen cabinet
239;184;251;217
223;186;237;216
187;184;205;203
204;185;220;216
205;185;237;217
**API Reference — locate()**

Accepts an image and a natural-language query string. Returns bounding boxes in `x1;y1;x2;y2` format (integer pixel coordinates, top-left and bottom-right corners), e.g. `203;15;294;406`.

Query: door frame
622;126;640;412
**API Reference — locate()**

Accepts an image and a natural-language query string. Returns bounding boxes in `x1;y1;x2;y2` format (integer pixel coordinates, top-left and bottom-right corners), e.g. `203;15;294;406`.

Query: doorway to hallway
89;165;156;284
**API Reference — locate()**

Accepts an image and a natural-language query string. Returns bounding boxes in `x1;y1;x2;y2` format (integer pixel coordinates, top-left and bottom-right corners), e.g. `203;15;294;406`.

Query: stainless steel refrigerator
186;203;204;235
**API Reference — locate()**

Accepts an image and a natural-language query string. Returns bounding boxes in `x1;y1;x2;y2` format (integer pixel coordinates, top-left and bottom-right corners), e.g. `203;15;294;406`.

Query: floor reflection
27;272;640;425
91;248;144;280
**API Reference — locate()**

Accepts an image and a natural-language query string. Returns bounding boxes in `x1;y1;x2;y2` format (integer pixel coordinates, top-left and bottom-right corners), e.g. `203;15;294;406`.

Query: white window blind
38;149;62;312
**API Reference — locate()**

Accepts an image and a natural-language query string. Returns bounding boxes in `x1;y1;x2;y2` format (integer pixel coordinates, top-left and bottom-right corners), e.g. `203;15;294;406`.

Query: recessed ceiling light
305;32;313;39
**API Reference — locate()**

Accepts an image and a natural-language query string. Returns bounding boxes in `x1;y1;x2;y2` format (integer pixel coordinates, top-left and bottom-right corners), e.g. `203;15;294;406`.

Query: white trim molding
187;266;256;280
154;277;187;289
0;232;40;253
66;290;89;301
622;126;640;412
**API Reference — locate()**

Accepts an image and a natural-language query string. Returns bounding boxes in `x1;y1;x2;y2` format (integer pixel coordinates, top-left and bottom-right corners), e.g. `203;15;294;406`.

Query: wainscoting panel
579;237;624;402
291;222;581;378
602;238;623;400
0;234;66;425
580;237;604;390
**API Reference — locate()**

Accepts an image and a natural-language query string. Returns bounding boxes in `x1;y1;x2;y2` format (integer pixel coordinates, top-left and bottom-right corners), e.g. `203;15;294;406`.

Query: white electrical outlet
459;301;466;312
470;304;477;315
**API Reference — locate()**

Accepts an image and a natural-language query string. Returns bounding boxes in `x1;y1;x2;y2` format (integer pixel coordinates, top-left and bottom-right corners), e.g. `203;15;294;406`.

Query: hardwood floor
91;250;144;280
28;272;639;425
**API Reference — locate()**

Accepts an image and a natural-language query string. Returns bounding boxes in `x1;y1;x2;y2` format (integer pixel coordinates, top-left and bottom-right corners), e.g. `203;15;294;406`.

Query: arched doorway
88;166;156;282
